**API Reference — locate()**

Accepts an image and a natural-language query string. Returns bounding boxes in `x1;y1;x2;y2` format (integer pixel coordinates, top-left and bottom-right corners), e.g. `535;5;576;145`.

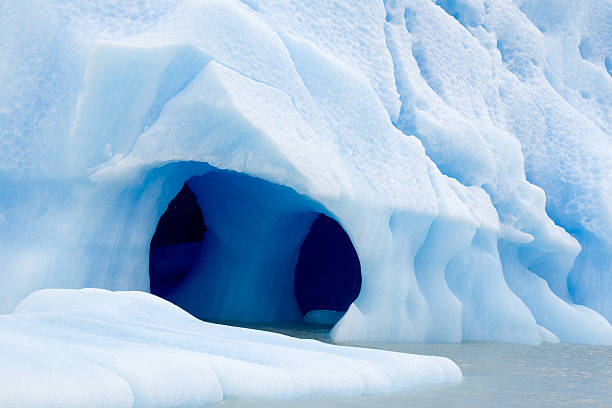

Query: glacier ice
1;0;612;378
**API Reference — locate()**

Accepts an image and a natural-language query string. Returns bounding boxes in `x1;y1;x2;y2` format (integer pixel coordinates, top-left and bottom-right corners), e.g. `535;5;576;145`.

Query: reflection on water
208;322;612;408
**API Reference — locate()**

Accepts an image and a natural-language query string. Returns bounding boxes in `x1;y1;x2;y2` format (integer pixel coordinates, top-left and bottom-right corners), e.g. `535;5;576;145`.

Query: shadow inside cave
148;171;361;328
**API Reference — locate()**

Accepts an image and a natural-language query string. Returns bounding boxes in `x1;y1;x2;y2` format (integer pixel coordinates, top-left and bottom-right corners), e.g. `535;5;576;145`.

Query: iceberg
1;0;612;403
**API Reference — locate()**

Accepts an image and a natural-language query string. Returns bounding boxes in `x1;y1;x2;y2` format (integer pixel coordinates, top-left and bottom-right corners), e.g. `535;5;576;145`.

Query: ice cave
1;0;612;406
148;171;362;324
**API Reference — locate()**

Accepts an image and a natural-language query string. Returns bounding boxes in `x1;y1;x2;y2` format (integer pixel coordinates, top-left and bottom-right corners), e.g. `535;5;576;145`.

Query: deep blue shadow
149;184;206;298
150;184;205;248
150;181;361;320
294;215;362;315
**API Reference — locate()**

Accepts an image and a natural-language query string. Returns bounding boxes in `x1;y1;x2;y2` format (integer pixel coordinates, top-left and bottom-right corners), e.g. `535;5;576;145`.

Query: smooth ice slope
0;289;461;407
0;0;611;348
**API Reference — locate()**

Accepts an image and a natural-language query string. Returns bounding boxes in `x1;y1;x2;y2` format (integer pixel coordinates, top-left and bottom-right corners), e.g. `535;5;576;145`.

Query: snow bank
0;289;461;407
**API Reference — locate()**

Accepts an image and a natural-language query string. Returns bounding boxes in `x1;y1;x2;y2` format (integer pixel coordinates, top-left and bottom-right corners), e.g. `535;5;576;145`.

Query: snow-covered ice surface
0;289;460;407
1;0;612;402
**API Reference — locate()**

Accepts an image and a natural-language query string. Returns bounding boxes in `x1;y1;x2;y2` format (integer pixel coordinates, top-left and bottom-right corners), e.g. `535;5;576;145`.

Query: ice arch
148;168;362;324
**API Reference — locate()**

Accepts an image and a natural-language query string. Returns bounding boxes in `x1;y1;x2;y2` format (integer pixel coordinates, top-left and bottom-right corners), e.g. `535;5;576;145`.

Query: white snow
0;289;461;407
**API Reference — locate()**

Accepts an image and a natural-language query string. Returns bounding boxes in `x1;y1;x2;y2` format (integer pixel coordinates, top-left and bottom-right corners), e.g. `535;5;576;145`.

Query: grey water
209;323;612;408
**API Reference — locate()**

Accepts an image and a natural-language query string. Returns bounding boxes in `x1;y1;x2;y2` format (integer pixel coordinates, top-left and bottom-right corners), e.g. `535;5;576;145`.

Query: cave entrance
148;172;361;326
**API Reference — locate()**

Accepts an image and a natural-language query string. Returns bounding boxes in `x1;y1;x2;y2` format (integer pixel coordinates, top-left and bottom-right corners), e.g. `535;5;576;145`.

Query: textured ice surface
0;0;612;349
0;289;461;407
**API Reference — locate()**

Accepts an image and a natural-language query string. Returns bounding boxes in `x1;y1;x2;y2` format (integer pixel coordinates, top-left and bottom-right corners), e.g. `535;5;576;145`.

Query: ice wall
1;0;611;345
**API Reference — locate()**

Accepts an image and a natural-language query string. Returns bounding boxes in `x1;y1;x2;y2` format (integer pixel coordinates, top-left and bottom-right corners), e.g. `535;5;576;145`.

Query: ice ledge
0;288;461;407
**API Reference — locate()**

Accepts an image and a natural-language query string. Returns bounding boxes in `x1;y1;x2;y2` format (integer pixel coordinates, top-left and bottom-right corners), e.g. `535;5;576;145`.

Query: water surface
209;323;612;407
